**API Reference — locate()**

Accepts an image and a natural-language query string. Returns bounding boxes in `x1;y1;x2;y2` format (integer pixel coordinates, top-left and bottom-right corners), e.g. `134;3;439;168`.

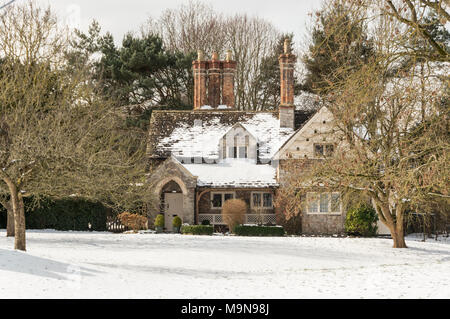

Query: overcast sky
29;0;323;47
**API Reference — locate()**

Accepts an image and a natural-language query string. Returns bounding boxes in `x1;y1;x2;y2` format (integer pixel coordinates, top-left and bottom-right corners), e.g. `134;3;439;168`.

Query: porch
198;213;277;226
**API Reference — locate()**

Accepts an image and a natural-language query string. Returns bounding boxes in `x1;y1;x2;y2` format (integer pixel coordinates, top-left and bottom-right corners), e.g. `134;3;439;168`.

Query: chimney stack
193;50;208;110
208;52;222;108
222;50;237;108
279;38;296;129
193;50;237;110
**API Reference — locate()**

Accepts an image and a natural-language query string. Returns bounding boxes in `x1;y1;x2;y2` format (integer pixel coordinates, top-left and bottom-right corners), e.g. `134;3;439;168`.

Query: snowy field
0;230;449;299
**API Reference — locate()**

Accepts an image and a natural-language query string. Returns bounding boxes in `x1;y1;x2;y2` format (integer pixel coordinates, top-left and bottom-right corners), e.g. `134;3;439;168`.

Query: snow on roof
182;159;278;188
151;111;295;161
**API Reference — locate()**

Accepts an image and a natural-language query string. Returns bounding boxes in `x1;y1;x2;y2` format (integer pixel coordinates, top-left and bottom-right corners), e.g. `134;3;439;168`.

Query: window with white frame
211;192;235;209
306;192;341;214
251;192;273;209
224;134;249;159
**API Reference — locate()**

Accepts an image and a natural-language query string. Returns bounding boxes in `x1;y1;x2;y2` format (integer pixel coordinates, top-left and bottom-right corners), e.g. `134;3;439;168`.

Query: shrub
173;216;182;228
201;219;211;226
233;225;285;237
345;203;379;237
222;199;247;231
154;214;165;228
118;212;148;232
276;212;302;235
181;225;213;235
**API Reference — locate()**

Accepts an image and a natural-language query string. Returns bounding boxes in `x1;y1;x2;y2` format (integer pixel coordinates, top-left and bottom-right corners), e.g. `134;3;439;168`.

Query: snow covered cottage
146;39;349;234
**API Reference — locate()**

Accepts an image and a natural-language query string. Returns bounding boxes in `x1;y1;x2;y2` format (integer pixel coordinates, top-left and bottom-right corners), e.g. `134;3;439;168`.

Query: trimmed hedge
0;197;107;231
181;225;214;236
233;225;285;237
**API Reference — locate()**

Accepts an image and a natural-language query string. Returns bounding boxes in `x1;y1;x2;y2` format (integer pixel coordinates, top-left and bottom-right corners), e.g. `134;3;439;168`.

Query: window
314;144;335;158
307;193;319;213
331;193;341;213
223;132;250;159
252;193;261;207
263;193;273;208
211;192;235;209
239;146;248;159
212;194;222;208
306;192;341;214
320;193;329;213
251;192;273;209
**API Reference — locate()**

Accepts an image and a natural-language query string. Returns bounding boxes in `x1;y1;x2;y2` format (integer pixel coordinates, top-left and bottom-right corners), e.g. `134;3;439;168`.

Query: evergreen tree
302;1;374;96
67;22;196;130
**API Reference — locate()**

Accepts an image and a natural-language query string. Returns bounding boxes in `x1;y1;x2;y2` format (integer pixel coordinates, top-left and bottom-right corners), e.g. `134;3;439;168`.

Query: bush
201;219;211;226
0;197;107;231
222;199;247;231
181;225;214;235
233;225;285;237
118;212;148;232
276;212;302;235
345;203;379;237
173;216;182;228
154;214;165;228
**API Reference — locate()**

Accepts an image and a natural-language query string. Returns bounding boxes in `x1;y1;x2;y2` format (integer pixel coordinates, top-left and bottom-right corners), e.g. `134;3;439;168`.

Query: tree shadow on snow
86;262;253;279
0;249;101;280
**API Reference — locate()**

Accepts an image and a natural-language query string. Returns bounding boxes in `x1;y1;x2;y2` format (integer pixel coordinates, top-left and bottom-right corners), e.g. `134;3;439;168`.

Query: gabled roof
147;110;313;162
272;106;333;160
220;122;258;142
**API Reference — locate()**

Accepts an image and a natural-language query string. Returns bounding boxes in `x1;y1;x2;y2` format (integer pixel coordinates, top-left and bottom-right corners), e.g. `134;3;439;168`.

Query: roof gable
220;122;258;142
273;106;334;160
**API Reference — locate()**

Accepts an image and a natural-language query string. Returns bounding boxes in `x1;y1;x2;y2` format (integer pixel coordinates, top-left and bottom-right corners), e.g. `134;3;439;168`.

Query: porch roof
182;159;278;188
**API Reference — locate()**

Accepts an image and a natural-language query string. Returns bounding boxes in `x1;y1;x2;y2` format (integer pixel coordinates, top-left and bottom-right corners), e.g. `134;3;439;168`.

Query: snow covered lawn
0;230;449;299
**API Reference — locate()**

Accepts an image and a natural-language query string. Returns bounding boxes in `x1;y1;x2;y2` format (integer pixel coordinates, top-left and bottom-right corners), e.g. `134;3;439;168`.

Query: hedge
181;225;214;236
233;225;285;237
0;197;108;231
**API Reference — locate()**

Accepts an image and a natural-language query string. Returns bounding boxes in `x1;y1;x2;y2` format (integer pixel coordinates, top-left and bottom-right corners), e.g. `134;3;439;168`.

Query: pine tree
302;1;374;96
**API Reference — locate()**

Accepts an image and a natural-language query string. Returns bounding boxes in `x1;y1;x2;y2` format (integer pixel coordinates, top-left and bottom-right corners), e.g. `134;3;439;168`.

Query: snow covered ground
0;230;449;299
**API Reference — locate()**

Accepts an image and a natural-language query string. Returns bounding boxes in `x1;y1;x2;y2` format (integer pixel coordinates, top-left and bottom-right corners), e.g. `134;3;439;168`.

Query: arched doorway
156;178;187;232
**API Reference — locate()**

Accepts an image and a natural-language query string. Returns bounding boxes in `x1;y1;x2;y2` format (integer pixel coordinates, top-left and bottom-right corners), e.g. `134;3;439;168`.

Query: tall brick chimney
279;39;296;129
208;52;222;108
222;50;237;108
193;50;208;110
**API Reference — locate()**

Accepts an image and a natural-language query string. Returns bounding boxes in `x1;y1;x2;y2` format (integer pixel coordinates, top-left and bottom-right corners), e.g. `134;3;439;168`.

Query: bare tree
0;2;150;251
146;0;227;55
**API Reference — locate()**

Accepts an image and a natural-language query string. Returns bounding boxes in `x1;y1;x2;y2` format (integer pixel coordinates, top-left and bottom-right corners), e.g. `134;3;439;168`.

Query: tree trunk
12;194;26;251
6;201;14;237
391;228;407;248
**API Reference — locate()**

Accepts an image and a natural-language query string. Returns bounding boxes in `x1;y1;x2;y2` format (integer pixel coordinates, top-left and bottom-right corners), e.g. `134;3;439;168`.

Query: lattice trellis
199;214;277;225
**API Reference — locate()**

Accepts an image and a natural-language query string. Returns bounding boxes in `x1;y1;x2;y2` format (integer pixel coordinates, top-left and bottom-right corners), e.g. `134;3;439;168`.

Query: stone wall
302;213;346;235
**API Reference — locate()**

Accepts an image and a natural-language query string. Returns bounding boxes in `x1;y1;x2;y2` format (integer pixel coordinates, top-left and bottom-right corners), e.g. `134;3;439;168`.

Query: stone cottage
146;39;349;234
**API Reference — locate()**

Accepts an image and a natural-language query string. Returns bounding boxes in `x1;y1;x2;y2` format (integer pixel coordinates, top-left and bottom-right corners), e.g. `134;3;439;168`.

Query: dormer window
220;124;255;161
226;133;249;159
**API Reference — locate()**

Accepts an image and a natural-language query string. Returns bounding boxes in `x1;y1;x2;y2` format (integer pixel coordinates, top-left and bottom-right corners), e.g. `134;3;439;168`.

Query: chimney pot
226;50;232;62
284;38;291;54
197;50;204;61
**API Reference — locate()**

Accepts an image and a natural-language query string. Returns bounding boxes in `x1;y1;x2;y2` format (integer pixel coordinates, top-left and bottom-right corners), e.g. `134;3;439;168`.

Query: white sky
29;0;324;48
